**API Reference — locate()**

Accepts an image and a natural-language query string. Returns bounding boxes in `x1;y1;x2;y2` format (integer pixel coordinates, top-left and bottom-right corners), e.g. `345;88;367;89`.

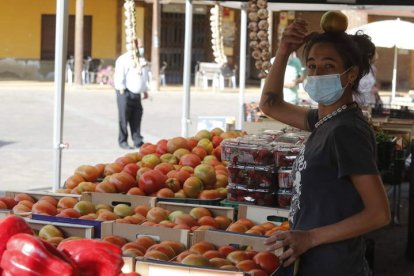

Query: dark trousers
116;89;143;147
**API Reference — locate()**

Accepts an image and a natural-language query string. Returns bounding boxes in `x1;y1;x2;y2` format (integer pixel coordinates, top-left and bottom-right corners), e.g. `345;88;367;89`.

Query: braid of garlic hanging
124;0;141;72
210;3;227;65
248;0;270;78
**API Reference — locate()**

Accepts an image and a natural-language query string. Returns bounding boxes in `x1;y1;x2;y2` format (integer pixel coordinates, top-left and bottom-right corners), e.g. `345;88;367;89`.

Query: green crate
220;199;254;209
220;199;255;220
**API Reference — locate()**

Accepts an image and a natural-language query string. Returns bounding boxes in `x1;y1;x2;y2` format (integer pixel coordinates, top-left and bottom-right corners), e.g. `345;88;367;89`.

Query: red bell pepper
0;233;76;276
58;239;124;276
0;215;33;262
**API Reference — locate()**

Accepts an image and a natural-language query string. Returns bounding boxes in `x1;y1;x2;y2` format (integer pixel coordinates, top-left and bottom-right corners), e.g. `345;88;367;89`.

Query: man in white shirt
114;39;149;149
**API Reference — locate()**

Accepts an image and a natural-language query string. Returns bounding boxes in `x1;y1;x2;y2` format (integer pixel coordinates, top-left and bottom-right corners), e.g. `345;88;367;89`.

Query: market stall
0;127;298;276
2;0;410;275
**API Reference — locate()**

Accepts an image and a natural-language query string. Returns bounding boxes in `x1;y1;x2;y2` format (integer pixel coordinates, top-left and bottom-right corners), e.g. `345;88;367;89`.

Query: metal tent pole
181;0;193;137
237;3;247;130
391;46;398;103
53;0;69;191
406;139;414;259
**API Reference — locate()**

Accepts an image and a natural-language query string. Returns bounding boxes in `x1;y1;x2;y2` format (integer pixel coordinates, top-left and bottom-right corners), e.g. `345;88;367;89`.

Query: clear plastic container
261;130;284;141
273;144;302;167
221;137;275;166
277;188;293;208
227;183;277;207
278;167;293;188
228;164;277;189
275;131;308;145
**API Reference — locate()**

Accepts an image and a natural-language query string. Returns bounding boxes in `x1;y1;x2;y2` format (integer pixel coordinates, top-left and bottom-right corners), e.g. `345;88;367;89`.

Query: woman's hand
278;19;309;56
264;230;314;267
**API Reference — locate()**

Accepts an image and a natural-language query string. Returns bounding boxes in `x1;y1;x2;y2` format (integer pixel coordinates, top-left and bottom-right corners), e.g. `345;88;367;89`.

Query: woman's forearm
259;52;290;110
309;204;390;248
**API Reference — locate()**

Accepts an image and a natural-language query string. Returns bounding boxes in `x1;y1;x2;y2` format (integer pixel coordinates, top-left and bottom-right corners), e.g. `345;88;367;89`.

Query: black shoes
119;142;133;150
120;141;143;149
135;141;144;149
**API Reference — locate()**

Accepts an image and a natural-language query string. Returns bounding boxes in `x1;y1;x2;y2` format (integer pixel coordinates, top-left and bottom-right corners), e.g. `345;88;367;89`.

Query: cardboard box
80;192;156;208
156;197;223;206
193;229;269;252
238;205;289;225
1;191;79;217
30;214;112;238
109;222;192;274
193;230;296;276
156;201;235;221
135;258;245;276
0;210;13;219
135;230;295;276
122;256;136;274
26;218;95;238
107;222;191;247
5;190;80;201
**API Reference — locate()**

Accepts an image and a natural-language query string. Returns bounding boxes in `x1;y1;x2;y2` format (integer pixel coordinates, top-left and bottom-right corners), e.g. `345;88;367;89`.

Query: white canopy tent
348;19;414;103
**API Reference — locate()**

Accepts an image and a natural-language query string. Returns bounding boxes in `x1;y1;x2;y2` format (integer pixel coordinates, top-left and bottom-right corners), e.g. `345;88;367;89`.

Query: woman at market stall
259;18;390;276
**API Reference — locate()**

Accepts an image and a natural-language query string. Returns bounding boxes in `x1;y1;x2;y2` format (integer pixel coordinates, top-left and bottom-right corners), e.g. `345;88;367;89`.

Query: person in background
114;38;148;149
260;19;390;275
271;52;304;105
355;50;382;107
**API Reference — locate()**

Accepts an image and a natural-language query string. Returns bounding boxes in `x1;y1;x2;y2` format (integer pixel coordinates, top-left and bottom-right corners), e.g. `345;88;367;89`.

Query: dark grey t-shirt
289;106;379;276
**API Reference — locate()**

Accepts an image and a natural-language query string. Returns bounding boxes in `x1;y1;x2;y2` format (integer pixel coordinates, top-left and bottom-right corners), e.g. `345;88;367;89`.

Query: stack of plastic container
222;135;279;206
273;132;306;208
221;129;307;208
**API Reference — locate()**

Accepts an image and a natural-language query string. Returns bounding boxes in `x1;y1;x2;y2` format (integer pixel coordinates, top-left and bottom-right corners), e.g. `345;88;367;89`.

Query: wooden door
41;14;92;60
145;7;210;84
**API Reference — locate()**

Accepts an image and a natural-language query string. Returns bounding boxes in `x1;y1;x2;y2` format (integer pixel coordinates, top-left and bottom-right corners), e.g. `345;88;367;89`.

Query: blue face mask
304;69;350;105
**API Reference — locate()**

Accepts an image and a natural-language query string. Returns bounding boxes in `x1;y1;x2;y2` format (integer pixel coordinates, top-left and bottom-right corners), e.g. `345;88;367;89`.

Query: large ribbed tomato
156;139;168;155
179;153;202;168
253;252;280;274
138;170;167;194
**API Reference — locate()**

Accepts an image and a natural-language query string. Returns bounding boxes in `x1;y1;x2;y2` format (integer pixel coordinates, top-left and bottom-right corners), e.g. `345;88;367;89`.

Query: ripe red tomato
179;153;202;168
154;163;175;175
138;170;167;194
139;143;157;155
253;252;280;274
156;139;168;155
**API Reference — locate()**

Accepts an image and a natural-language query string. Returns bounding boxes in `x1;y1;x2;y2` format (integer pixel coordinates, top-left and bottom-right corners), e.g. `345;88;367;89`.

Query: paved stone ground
0;81;413;275
0;81;260;191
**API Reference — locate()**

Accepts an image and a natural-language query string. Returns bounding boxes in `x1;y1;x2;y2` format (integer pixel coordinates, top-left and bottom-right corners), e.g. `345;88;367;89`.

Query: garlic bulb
261;51;271;60
257;9;268;20
259;40;270;50
248;12;259;22
252;50;261;60
249;31;258;41
262;61;271;71
249;41;259;49
248;22;258;32
257;30;268;40
257;0;267;9
258;20;269;30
